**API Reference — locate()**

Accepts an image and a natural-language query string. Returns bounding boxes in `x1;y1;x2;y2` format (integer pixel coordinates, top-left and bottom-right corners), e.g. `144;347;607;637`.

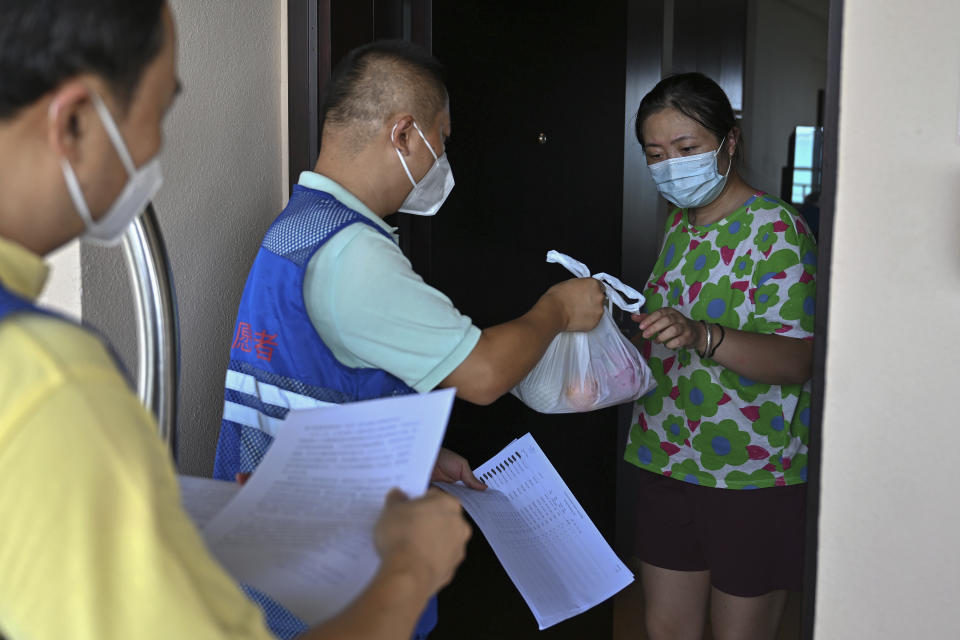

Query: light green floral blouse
624;193;817;489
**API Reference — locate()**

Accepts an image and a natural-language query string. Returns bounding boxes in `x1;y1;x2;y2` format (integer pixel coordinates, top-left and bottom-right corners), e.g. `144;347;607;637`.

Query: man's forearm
441;294;567;404
296;555;434;640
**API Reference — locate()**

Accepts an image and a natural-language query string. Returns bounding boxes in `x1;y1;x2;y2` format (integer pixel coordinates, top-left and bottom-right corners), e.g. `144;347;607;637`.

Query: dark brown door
425;2;628;638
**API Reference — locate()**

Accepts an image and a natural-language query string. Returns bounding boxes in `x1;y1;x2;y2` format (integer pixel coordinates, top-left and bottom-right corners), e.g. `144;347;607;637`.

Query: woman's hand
633;309;705;352
633;310;814;385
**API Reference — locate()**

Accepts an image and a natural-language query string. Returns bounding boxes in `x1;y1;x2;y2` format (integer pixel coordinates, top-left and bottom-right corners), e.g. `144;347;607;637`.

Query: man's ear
390;115;417;156
46;81;95;161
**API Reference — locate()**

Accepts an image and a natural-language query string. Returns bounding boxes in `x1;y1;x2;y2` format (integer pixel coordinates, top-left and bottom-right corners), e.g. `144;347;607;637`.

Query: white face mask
648;137;730;209
59;90;164;246
393;121;454;216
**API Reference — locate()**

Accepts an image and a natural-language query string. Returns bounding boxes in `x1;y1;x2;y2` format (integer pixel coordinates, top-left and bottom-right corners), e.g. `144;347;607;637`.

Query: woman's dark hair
634;72;742;163
0;0;166;120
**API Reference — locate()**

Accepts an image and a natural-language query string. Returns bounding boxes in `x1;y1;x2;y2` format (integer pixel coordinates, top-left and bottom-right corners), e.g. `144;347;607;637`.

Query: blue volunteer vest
0;281;58;323
0;280;127;377
213;185;436;639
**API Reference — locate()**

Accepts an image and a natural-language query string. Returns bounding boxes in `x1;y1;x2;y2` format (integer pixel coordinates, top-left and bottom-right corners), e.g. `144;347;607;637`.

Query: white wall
814;0;960;637
81;0;286;476
38;241;81;319
742;0;828;196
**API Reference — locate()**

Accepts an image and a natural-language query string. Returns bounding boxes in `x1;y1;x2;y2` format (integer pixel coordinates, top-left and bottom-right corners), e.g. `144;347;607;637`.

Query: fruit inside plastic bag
510;251;655;414
512;309;653;413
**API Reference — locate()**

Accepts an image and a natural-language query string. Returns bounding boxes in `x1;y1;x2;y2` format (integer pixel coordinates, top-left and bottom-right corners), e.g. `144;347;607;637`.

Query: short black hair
320;39;447;149
0;0;166;120
635;72;742;164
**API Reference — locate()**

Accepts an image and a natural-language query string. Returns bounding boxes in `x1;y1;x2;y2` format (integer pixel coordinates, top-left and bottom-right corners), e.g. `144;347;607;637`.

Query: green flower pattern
692;276;746;327
641;356;673;416
781;282;816;333
693;419;751;470
624;427;671;471
644;290;664;316
653;231;691;275
663;413;690;445
677;369;724;422
780;209;801;246
791;391;812;445
667;279;684;307
715;211;754;249
719;368;771;403
681;241;721;285
731;253;754;279
752;401;790;448
754;249;800;285
626;194;817;489
724;468;776;489
671;459;717;487
753;283;780;316
754;222;778;253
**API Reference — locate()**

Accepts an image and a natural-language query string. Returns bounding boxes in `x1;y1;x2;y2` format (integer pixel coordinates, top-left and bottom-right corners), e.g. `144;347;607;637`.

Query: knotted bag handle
545;250;645;314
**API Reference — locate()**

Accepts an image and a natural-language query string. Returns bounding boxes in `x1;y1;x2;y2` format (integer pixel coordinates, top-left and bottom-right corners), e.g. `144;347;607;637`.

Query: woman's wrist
696;320;728;359
696;320;711;357
709;323;726;358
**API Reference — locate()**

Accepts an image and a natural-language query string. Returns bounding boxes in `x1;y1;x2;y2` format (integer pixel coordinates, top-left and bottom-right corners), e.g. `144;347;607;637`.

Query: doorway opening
286;0;841;637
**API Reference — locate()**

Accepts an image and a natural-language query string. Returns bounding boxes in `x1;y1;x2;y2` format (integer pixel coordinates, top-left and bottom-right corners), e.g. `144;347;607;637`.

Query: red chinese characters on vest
231;322;279;362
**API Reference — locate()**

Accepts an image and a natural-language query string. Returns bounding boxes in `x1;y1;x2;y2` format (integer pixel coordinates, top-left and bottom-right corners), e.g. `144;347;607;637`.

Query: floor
612;558;803;640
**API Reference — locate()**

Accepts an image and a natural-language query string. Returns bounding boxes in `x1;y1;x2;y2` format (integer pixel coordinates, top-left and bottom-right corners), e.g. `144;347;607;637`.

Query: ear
390;115;417;156
725;127;740;158
46;81;95;161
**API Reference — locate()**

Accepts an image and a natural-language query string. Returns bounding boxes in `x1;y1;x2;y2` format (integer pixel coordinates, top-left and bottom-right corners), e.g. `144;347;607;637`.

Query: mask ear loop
715;135;734;178
412;122;440;160
88;91;138;177
59;156;96;228
49;90;120;229
393;121;442;187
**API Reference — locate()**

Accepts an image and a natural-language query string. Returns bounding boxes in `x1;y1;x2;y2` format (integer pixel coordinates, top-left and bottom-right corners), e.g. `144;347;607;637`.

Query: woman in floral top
625;72;816;639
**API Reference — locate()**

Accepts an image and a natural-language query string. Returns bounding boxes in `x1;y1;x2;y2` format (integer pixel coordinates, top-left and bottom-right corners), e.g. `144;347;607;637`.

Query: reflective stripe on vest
213;186;415;481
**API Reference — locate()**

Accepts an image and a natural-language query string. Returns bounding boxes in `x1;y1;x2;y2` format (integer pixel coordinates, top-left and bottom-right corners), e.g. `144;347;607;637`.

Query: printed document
436;433;633;630
179;475;240;529
185;389;455;625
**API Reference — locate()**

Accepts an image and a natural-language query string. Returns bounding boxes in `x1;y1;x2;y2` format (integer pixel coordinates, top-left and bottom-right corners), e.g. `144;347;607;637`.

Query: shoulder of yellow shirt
0;312;129;430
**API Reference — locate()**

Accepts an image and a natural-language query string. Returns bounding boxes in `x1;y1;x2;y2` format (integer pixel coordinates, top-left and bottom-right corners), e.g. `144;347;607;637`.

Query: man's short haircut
0;0;166;120
320;39;447;149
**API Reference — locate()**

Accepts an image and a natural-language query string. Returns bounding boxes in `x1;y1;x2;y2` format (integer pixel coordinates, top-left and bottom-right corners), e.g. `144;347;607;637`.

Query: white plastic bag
511;251;655;414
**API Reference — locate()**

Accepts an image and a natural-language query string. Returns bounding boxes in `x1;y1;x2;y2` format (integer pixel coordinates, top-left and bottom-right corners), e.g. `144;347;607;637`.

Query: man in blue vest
0;3;471;639
214;39;606;638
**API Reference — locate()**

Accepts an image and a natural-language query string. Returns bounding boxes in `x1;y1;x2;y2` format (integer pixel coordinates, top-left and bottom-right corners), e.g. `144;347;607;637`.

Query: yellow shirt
0;236;274;640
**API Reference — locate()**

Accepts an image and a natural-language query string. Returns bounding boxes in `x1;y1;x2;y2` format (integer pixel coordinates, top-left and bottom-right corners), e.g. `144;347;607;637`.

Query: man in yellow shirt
0;2;470;639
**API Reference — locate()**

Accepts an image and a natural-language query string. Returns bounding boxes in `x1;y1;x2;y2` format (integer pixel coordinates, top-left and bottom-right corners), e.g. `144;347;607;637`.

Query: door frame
285;1;844;636
801;0;843;636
